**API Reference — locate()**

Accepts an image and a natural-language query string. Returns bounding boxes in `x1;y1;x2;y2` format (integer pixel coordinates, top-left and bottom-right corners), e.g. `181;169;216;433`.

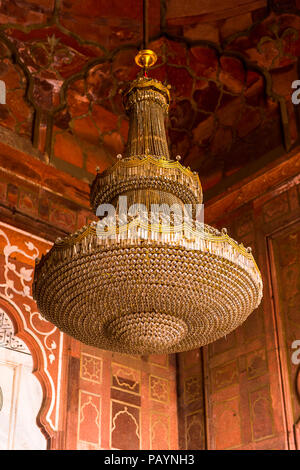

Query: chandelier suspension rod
135;0;157;75
143;0;149;49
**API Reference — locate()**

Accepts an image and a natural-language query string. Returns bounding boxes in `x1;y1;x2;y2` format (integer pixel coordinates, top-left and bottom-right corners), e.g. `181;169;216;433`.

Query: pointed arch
0;222;64;449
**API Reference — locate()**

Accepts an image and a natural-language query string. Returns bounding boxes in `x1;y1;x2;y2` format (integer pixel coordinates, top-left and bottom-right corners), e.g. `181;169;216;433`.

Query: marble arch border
0;222;64;448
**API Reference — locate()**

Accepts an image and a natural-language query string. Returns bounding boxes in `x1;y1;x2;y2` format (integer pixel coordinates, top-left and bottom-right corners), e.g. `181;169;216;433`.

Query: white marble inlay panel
0;347;46;450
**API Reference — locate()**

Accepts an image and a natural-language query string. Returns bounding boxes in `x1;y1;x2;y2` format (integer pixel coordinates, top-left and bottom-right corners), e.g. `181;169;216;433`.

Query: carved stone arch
0;297;55;447
0;223;64;449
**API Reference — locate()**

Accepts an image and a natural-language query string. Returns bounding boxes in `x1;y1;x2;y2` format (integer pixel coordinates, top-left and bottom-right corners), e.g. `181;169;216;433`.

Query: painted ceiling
0;0;300;196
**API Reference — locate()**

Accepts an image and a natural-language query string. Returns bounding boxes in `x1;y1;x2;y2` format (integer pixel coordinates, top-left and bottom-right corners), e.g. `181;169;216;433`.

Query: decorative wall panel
150;376;170;404
270;222;300;448
111;363;140;395
185;409;205;450
78;390;101;446
150;411;170;450
249;386;274;441
213;396;242;450
177;348;206;450
111;400;141;450
80;353;102;384
63;345;178;450
0;221;65;444
177;173;300;450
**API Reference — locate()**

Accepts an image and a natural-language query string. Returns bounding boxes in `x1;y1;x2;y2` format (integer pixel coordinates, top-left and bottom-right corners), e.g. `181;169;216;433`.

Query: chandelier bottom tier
33;76;263;354
33;229;262;354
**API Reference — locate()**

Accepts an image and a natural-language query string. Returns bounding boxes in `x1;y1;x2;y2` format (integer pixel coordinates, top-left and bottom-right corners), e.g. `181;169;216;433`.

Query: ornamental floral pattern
0;222;64;433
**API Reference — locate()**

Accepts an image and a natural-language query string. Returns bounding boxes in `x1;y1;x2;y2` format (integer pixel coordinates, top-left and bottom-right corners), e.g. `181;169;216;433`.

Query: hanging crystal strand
124;83;170;160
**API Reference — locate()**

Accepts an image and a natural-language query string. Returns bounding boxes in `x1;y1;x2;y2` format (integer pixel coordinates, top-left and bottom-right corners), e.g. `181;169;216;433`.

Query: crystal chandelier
33;8;263;355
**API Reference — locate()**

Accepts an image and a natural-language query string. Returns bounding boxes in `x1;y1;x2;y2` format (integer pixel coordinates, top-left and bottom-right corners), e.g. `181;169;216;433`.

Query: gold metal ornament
33;74;263;355
135;49;157;71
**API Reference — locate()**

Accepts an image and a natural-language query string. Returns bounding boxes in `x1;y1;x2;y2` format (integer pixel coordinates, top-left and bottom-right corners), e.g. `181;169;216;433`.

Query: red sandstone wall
177;349;206;449
64;344;178;450
0;221;178;450
177;174;300;450
270;222;300;446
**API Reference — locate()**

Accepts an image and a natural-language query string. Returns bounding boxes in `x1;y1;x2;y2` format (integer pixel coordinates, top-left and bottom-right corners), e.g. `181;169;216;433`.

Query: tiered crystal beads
33;76;263;354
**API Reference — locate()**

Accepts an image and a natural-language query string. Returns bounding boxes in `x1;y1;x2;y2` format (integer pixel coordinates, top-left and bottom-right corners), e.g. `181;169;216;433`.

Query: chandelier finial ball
135;49;157;70
176;155;181;161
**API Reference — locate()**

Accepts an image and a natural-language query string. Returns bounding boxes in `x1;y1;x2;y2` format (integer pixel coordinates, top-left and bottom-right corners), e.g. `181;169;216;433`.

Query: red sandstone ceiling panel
59;0;161;50
165;0;267;22
0;1;298;193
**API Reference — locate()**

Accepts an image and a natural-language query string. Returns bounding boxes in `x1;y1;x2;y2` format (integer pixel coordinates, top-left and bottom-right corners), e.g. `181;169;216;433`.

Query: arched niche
0;299;55;447
0;222;65;449
0;305;46;449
